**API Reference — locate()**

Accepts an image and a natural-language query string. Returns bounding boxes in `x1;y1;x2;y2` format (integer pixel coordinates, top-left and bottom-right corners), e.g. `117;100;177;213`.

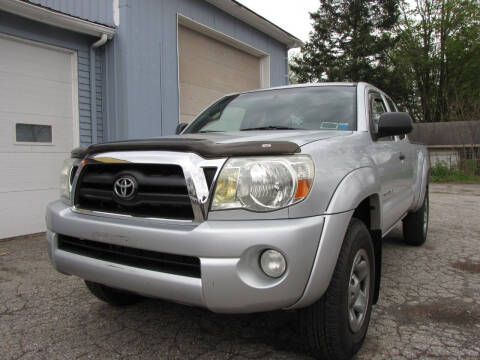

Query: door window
385;97;407;140
385;97;398;112
369;93;393;141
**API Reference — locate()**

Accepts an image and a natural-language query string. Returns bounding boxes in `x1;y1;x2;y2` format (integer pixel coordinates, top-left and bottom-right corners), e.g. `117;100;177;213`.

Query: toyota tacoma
46;82;429;359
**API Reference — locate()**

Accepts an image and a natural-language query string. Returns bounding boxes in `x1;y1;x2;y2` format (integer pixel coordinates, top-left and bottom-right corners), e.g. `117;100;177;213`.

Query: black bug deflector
71;138;301;159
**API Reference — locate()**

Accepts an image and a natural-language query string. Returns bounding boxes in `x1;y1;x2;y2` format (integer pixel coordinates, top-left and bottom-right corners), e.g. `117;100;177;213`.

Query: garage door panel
180;82;225;118
0;152;68;193
179;55;260;93
178;26;260;74
179;51;260;83
208;47;260;74
0;36;72;83
178;28;211;59
0;189;57;239
0;72;73;117
0;35;75;238
179;26;262;123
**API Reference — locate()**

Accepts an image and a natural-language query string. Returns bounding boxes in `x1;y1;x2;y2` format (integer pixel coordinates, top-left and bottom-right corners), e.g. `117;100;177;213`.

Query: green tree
288;54;300;84
443;0;480;122
394;0;480;122
290;0;400;84
291;0;480;124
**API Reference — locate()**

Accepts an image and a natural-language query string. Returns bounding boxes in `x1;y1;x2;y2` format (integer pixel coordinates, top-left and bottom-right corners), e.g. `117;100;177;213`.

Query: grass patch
430;161;480;183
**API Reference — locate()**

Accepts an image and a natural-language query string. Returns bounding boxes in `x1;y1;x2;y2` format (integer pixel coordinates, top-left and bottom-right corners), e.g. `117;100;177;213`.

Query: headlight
59;158;79;200
212;156;314;212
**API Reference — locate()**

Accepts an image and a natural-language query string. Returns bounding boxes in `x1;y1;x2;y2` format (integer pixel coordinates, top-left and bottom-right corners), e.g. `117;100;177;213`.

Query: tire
402;189;429;246
300;218;375;360
85;281;142;306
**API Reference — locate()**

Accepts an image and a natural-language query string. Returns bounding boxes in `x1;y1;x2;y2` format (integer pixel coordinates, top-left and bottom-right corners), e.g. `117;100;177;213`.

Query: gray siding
105;0;289;141
28;0;115;27
0;10;105;147
96;48;105;143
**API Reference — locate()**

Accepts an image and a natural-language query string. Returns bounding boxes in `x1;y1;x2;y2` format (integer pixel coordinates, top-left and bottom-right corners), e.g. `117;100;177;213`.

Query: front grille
58;235;201;278
203;167;217;190
75;163;194;220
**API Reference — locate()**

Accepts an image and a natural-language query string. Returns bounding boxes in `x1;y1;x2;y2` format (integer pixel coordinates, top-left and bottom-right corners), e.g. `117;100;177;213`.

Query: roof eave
205;0;303;49
0;0;115;39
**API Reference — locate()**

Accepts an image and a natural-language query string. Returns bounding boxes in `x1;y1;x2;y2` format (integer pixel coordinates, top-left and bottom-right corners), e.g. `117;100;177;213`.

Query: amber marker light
295;179;311;199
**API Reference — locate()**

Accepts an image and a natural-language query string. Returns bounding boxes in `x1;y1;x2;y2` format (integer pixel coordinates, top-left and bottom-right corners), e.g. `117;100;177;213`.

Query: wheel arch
289;168;384;309
325;167;381;221
352;195;382;305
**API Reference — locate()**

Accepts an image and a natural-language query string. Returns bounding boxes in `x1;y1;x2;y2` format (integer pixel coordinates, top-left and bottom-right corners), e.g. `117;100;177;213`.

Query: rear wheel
403;189;429;246
300;218;375;360
85;281;142;306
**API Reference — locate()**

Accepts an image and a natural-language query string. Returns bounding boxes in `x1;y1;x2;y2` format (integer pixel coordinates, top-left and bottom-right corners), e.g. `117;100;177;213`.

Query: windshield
184;86;356;134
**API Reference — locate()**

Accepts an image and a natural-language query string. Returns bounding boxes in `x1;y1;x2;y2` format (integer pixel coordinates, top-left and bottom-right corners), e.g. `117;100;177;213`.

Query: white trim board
204;0;302;49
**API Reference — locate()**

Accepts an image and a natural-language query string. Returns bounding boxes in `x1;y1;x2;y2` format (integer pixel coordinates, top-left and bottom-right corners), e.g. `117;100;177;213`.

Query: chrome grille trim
70;151;227;223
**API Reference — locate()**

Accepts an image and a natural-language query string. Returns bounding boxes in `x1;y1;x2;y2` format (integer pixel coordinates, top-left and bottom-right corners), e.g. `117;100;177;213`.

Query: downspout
90;33;109;144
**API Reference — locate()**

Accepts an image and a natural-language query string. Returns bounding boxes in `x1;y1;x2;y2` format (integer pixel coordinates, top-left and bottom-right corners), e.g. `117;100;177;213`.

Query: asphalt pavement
1;183;479;359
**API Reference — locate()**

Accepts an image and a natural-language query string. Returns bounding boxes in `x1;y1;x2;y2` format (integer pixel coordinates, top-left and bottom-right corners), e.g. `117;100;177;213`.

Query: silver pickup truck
46;82;429;360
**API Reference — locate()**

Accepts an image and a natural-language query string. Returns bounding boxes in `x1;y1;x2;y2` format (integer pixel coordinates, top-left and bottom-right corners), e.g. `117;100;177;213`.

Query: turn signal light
295;179;311;199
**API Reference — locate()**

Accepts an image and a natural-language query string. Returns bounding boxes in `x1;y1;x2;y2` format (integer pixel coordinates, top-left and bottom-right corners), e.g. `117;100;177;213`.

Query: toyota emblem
113;175;137;199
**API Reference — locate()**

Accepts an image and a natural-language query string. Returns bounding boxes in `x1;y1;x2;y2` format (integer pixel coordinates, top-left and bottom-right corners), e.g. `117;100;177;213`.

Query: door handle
399;153;406;161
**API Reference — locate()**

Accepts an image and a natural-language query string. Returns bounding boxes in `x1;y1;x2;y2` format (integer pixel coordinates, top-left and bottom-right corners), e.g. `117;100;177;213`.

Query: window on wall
15;123;52;143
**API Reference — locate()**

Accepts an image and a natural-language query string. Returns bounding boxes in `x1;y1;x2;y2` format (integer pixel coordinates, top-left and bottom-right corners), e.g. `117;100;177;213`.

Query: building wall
28;0;115;27
18;0;290;143
0;10;106;147
104;0;290;141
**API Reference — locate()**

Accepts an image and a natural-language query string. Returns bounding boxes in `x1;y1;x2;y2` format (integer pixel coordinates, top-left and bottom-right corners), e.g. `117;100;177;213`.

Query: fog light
260;249;286;278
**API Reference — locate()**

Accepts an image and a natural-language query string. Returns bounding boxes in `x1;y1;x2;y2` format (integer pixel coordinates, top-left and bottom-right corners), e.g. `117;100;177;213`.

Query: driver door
368;92;410;233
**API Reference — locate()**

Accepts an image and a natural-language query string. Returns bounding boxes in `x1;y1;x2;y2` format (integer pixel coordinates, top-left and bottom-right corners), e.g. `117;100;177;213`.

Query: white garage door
178;25;262;124
0;35;77;239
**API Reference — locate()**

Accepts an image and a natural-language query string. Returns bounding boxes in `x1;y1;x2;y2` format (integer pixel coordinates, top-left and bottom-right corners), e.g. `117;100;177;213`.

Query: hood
73;130;351;159
179;130;351;147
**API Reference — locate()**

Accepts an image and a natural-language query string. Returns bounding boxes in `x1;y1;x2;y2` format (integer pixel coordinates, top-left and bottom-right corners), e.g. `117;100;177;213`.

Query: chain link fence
429;147;480;177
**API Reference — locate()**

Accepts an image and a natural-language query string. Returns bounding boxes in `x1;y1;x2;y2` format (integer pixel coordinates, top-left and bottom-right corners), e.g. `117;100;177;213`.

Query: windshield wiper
240;126;303;131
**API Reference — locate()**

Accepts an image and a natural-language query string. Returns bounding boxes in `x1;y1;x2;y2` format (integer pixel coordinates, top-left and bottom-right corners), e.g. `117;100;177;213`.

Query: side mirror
377;112;413;138
175;122;188;135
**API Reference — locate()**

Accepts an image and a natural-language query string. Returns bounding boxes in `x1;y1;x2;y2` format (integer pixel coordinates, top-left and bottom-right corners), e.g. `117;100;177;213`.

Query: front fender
326;167;381;215
288;167;381;309
288;210;354;309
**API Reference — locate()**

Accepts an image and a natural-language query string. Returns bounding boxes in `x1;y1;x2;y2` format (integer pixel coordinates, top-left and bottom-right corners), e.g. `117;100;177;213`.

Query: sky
236;0;319;53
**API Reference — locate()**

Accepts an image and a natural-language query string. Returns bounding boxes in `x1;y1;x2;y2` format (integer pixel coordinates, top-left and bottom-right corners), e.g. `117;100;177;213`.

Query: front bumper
46;200;325;313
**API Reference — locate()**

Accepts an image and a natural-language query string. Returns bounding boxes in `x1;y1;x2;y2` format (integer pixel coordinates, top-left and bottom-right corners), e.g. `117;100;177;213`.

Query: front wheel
299;218;375;360
403;189;429;246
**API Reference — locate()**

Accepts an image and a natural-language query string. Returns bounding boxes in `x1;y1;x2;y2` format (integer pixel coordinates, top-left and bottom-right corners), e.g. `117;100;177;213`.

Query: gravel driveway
1;183;479;359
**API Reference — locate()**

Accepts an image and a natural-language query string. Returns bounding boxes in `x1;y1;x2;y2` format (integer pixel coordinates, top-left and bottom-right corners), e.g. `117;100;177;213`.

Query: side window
385;97;398;112
369;93;386;133
385;96;407;140
369;93;393;141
